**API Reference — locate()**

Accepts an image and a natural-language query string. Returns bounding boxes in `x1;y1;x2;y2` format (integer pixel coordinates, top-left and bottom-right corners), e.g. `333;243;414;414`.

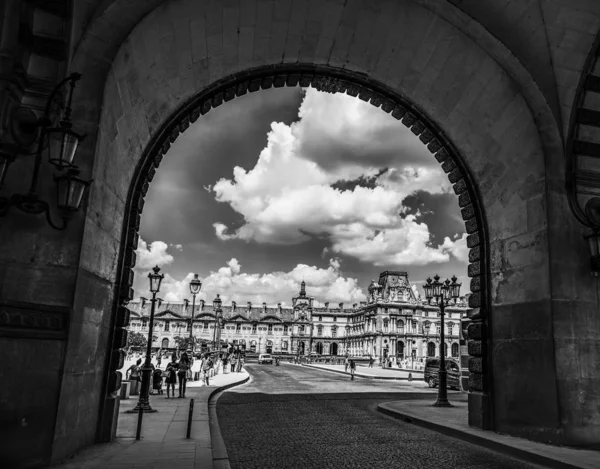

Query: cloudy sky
133;87;469;306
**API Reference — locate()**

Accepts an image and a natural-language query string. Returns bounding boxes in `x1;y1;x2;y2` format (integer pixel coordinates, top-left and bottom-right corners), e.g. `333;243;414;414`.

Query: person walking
222;353;229;374
164;355;178;398
344;355;349;373
236;354;243;373
201;353;213;386
177;352;191;398
350;359;356;380
230;355;237;373
192;355;202;381
368;355;374;368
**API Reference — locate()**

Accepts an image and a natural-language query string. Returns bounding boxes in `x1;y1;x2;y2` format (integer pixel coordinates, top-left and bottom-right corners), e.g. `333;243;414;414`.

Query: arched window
397;320;404;334
447;322;454;335
427;342;436;357
397;341;405;358
161;338;169;348
317;325;323;336
282;341;288;350
331;326;337;337
451;342;459;357
383;319;389;331
330;343;338;355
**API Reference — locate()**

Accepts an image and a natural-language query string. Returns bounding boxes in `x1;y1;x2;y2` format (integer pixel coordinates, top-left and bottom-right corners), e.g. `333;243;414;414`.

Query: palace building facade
127;271;469;362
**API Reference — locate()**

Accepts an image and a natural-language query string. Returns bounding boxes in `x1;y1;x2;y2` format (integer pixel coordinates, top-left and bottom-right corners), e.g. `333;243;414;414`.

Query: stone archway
56;0;594;454
315;342;324;355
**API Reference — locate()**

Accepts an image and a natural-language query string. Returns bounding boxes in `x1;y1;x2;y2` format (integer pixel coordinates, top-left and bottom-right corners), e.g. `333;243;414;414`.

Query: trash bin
120;381;131;400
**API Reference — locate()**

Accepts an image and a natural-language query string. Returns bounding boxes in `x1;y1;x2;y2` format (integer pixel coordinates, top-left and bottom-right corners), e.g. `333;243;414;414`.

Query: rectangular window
299;325;305;334
283;325;288;335
252;323;257;333
268;324;273;334
164;321;170;331
236;323;241;332
204;322;208;330
333;317;337;322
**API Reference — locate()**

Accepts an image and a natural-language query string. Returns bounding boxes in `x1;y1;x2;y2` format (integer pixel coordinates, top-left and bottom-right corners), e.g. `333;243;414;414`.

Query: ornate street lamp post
423;274;461;407
128;265;164;414
188;274;202;353
212;294;222;352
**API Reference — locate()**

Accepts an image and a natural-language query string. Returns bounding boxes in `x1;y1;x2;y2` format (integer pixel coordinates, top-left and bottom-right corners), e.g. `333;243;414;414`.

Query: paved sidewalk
304;363;426;381
378;400;600;469
50;370;249;469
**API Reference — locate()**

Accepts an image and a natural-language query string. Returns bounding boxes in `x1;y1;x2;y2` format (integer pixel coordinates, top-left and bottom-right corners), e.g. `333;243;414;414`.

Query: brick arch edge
103;63;492;434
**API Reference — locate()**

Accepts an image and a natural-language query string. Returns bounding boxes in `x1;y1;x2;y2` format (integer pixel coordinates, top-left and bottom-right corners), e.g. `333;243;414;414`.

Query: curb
204;373;250;469
207;373;250;400
302;363;423;381
377;404;584;469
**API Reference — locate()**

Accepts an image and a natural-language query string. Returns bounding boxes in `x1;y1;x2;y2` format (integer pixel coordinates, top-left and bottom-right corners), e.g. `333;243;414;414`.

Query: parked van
424;358;461;390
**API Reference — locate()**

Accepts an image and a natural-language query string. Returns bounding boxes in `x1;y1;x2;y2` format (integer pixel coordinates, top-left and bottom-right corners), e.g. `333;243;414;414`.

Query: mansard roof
128;301;296;322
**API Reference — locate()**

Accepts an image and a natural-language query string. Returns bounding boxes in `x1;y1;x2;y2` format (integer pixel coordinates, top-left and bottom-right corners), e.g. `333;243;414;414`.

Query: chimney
183;299;189;310
247;301;252;311
263;302;267;313
140;297;147;308
232;300;237;311
325;302;329;310
277;303;282;314
353;303;357;309
339;302;344;310
200;299;205;310
360;301;366;307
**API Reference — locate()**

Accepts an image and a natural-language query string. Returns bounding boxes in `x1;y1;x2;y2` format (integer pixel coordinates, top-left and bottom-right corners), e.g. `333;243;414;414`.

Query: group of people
125;352;218;398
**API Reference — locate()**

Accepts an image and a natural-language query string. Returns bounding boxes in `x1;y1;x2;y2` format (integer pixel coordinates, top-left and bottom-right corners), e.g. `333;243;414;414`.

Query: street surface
217;363;541;469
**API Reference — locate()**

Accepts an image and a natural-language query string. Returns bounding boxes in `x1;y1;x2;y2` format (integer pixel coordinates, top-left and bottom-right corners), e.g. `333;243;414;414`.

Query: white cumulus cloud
135;238;175;270
211;87;464;266
133;242;366;306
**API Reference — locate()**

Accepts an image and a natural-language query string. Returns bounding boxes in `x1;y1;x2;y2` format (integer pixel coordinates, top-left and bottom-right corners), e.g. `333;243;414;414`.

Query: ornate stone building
127;272;468;362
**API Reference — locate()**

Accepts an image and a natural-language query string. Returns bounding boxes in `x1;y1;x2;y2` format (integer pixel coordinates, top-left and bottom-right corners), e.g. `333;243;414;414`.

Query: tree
126;331;147;351
173;336;195;351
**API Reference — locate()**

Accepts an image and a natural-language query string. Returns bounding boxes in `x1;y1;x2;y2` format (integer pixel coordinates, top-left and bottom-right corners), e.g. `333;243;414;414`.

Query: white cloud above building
211;87;464;266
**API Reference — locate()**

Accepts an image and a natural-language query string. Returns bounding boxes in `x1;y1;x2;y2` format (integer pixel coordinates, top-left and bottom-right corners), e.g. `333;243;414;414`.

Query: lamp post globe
188;274;202;353
128;265;164;414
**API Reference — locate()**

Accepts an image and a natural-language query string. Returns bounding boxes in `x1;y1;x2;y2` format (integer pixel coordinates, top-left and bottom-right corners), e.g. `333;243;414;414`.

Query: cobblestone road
217;364;541;469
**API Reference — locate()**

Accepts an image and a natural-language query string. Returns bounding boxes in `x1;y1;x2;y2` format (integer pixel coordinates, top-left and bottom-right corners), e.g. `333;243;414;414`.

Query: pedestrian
222;354;229;374
201;353;213;386
344;355;349;373
230;355;237;373
350;359;356;380
192;355;202;381
236;354;243;372
152;367;163;395
126;358;143;395
164;355;178;398
177;352;191;398
369;355;374;368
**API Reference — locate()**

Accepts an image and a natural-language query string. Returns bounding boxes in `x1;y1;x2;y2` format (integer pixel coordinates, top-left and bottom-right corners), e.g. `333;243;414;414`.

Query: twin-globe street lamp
423;274;461;408
128;265;164;414
188;274;202;353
